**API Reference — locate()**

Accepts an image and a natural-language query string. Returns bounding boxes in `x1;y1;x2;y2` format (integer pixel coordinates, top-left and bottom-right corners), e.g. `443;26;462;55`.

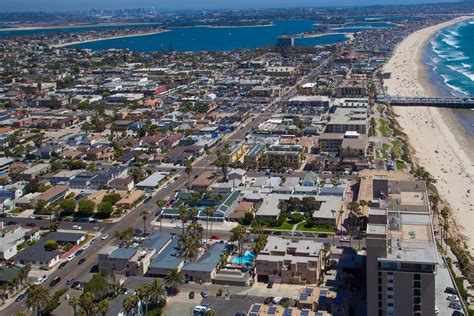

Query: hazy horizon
0;0;462;12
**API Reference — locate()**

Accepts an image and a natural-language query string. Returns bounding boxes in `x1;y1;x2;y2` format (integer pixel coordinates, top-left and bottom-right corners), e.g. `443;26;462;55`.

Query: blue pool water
232;250;255;265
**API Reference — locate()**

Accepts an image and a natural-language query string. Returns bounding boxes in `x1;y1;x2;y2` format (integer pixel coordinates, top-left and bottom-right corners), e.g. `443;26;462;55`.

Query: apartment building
255;236;325;285
366;177;438;316
325;108;367;134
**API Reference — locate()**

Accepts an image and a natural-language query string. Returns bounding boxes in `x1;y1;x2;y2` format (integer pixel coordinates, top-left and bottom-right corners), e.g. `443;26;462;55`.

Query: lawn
378;118;392;137
295;222;334;233
263;221;293;231
396;160;406;170
376;104;385;113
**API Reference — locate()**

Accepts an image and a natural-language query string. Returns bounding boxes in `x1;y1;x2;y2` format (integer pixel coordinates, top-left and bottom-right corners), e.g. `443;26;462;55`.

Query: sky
0;0;462;12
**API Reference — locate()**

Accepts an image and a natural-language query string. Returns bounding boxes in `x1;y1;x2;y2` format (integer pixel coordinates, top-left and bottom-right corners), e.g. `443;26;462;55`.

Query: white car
72;225;82;230
101;234;109;240
448;295;460;302
82;244;91;250
341;237;349;242
67;254;76;262
34;276;47;285
175;224;182;229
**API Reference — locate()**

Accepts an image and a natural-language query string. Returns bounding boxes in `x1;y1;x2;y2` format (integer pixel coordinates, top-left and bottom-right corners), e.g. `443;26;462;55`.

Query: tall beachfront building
364;174;439;316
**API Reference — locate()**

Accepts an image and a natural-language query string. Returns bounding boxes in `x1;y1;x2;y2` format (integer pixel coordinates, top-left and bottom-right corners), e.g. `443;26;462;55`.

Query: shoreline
297;32;354;40
0;22;274;33
52;30;169;48
383;16;474;253
0;22;163;32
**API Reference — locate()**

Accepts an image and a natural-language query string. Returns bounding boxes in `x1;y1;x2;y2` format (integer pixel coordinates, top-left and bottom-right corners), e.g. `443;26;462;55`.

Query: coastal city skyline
0;2;472;316
0;0;463;11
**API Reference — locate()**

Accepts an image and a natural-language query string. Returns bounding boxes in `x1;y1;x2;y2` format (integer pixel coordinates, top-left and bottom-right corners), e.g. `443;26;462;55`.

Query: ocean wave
446;28;460;37
441;36;460;49
446;64;474;81
461;62;472;69
446;82;469;96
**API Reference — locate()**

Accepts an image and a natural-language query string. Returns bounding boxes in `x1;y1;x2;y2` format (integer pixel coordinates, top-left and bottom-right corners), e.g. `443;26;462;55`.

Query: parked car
34;275;47;285
67;254;76;262
90;238;97;244
72;225;82;230
71;281;82;289
66;278;75;286
448;295;460;302
449;302;462;310
189;291;195;299
267;281;273;289
7;221;17;225
49;276;61;287
101;234;109;240
445;287;457;294
452;311;465;316
143;196;152;204
293;232;303;237
15;293;27;302
58;262;67;269
318;233;328;238
305;233;316;238
26;222;36;227
211;235;221;240
200;291;208;298
264;297;274;304
76;249;83;256
78;258;86;265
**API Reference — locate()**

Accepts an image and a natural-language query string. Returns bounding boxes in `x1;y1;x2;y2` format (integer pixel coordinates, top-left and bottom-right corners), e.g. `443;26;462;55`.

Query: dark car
58;262;67;269
7;221;17;226
189;291;195;299
15;293;27;302
76;249;83;255
452;311;465;316
71;281;82;289
267;281;274;289
143;196;152;204
78;258;86;265
445;287;457;294
318;233;328;238
264;297;274;304
26;222;36;227
49;276;61;287
305;233;316;238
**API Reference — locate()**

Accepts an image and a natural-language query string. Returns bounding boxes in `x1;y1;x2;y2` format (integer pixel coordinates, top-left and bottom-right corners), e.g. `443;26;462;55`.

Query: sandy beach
383;16;474;252
52;29;169;48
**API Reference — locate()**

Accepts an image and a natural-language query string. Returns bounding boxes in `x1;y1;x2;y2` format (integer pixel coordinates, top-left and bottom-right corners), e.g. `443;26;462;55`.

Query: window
388;303;393;307
414;281;421;288
414;274;420;280
387;287;393;291
388;295;394;299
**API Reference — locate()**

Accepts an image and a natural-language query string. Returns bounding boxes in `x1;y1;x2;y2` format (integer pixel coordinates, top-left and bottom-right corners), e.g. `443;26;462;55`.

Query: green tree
165;268;185;295
68;296;80;316
77;199;95;217
97;201;113;218
97;299;110;316
288;212;304;224
35;200;47;214
59;199;76;216
102;193;122;205
83;273;109;299
230;225;247;259
122;294;139;316
44;240;58;251
26;285;50;316
79;292;96;316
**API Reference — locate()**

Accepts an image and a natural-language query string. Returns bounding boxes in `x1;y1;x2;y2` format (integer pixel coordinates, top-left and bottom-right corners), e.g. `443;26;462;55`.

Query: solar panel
300;293;308;300
319;290;327;295
249;313;258;316
268;307;277;315
301;310;310;316
283;308;293;316
306;288;314;295
251;305;261;313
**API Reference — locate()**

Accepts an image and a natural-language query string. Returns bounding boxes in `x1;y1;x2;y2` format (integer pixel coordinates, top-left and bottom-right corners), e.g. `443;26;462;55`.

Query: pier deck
378;96;474;108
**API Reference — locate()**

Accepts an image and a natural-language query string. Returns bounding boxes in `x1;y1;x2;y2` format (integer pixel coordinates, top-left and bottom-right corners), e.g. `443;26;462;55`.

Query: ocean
426;18;474;138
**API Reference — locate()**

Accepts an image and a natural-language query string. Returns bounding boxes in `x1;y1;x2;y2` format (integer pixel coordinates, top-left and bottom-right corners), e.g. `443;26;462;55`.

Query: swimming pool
231;250;255;265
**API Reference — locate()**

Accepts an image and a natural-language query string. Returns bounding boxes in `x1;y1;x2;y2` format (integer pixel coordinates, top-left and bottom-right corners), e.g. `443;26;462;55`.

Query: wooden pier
378;96;474;109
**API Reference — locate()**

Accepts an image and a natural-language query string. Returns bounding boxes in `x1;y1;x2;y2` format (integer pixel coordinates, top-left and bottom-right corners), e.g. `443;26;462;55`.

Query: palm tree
26;285;50;316
97;299;109;316
80;292;97;316
204;206;214;243
141;210;150;235
68;296;80;316
185;161;193;186
122;294;139;316
165;269;185;295
230;225;247;260
146;278;166;312
178;202;189;237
